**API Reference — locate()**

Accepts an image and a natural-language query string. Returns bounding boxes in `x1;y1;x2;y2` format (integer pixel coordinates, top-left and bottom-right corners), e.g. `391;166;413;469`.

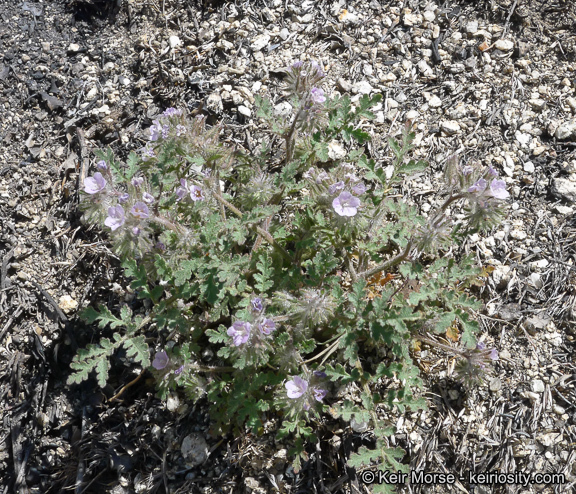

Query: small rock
403;13;422;26
529;98;546;111
555;120;576;140
551;177;576;203
489;378;502;392
537;433;562;448
206;92;223;112
59;295;78;314
250;33;270;51
417;60;434;77
423;10;435;22
466;21;478;34
529;259;549;270
352;80;373;94
494;39;514;51
238;105;252;117
169;35;181;48
523;161;535;173
567;97;576;112
339;9;359;25
428;94;442;108
67;43;81;53
41;42;50;52
327;141;346;160
531;379;545;393
492;265;511;288
440;120;460;135
524;314;551;331
181;433;208;467
279;28;290;41
119;76;130;86
510;228;526;240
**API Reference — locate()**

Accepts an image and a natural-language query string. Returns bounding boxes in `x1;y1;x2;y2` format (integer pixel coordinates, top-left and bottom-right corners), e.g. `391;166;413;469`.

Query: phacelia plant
68;61;504;491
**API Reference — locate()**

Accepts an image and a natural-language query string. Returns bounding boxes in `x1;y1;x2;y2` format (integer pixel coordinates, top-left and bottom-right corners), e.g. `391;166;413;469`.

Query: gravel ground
1;0;575;493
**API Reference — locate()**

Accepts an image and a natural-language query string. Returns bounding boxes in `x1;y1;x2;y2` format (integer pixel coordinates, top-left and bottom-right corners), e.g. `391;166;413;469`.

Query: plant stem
357;241;412;279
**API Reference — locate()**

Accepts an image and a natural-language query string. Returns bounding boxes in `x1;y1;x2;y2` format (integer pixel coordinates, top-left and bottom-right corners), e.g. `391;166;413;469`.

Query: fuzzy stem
357;241;412;279
211;191;295;265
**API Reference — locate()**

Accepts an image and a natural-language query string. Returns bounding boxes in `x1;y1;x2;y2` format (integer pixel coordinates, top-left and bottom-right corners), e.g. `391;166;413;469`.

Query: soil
1;1;575;493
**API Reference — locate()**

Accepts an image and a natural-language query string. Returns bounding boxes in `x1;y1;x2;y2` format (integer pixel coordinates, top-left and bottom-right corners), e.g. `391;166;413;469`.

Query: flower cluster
454;341;499;385
285;371;327;412
227;297;277;348
303;163;368;217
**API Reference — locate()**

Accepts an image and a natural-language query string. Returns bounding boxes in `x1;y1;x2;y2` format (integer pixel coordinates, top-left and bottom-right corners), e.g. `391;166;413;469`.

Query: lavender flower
489;179;509;200
315;171;329;183
163;107;182;117
251;297;263;312
84;172;106;194
175;124;187;137
310;87;326;104
332;191;360;217
96;160;107;171
285;376;308;399
227;321;251;346
328;181;345;194
104;205;125;231
487;166;498;177
142;146;156;161
313;371;327;378
118;192;130;204
189;185;205;202
351;182;367;195
132;177;144;187
174;365;184;375
132;227;141;236
142;192;155;204
259;318;276;335
152;351;169;370
312;388;327;402
131;201;150;219
468;178;487;194
149;120;163;141
176;179;189;200
461;165;473;176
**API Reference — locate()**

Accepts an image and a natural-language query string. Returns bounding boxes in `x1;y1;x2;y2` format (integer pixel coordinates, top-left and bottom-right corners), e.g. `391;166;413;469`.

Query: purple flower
489;179;509;200
351;182;367;195
149;120;162;141
132;177;144;187
163;107;182;117
489;348;499;361
259;318;276;335
104;205;125;231
285;376;308;399
461;165;473;176
310;87;326;104
175;124;187;137
84;172;106;194
291;61;304;70
174;365;184;375
328;181;345;194
155;241;166;251
152;351;169;370
142;146;156;161
132;227;141;236
227;321;251;346
251;297;263;312
332;191;361;217
161;124;169;139
310;61;325;78
176;178;188;200
312;387;327;402
189;185;205;202
131;201;150;219
468;178;487;194
313;371;327;378
142;192;155;204
118;192;130;204
487;166;498;177
96;160;107;171
315;171;329;183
